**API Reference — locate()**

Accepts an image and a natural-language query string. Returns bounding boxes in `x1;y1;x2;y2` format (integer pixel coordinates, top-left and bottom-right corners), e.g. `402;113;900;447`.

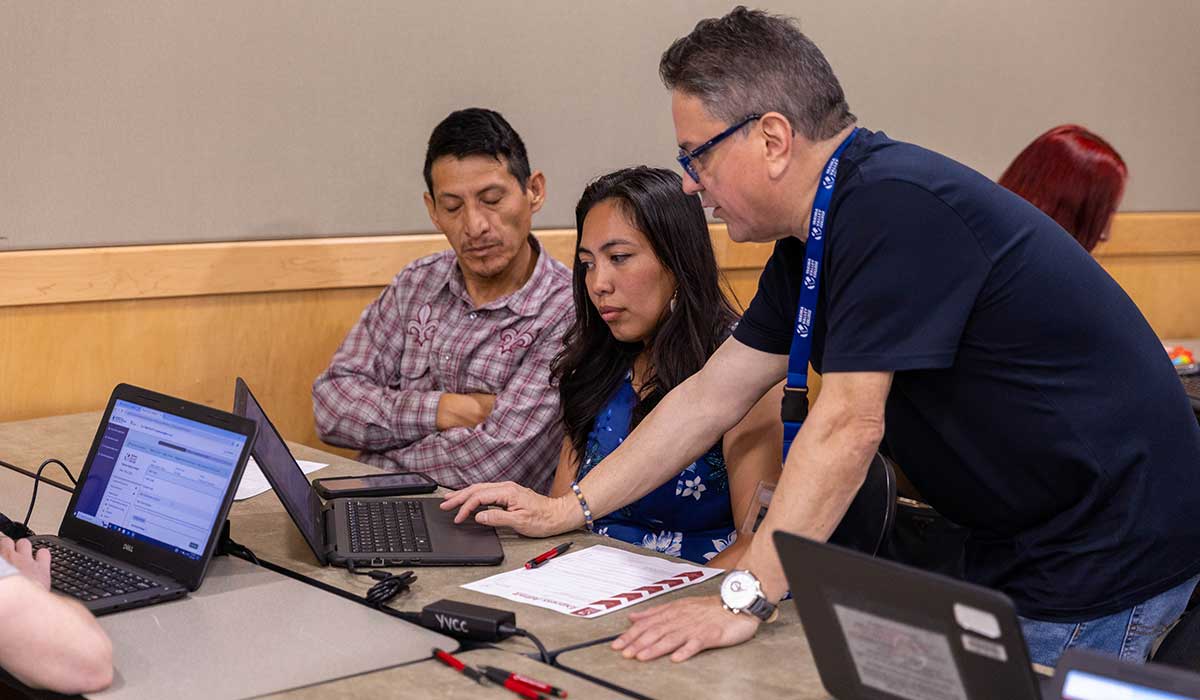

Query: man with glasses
442;7;1200;667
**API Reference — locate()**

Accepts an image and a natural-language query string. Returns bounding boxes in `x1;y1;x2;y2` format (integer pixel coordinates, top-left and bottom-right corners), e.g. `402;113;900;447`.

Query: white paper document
234;456;327;501
461;544;722;618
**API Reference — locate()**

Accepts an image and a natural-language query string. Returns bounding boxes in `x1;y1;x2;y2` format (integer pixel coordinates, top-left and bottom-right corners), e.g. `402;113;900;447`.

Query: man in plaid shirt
313;109;572;493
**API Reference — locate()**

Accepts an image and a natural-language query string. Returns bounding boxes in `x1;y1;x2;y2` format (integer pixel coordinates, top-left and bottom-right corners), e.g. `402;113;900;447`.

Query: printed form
462;545;722;618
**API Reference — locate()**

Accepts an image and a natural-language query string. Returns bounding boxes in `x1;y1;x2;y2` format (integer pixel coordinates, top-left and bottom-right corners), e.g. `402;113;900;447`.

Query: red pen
432;647;486;685
524;541;573;569
496;675;546;700
482;665;567;698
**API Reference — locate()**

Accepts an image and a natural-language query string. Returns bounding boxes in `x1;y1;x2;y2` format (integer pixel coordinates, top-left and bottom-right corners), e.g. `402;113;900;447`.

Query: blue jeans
1020;574;1200;667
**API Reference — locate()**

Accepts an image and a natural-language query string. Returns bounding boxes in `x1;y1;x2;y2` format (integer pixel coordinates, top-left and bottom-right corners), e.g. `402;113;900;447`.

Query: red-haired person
999;125;1128;252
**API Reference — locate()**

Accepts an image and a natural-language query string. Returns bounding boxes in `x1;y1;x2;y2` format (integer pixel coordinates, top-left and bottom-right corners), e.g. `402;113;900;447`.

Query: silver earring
669;289;678;313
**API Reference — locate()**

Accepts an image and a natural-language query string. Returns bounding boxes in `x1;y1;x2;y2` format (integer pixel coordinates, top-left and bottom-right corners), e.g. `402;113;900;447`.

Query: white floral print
640;530;683;557
702;531;738;562
676;475;706;500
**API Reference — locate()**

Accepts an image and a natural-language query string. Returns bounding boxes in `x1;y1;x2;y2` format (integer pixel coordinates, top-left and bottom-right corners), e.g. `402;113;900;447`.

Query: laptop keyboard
346;499;432;553
33;542;157;602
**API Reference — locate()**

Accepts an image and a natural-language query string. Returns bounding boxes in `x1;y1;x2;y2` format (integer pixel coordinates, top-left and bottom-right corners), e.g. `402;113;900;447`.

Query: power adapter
419;599;517;642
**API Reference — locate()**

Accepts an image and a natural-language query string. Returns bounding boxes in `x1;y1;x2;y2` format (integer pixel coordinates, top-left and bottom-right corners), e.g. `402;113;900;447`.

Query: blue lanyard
782;128;859;460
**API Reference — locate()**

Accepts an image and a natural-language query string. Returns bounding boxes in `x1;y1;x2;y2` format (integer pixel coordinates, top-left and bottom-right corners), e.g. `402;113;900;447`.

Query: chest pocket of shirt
395;337;434;385
461;326;535;393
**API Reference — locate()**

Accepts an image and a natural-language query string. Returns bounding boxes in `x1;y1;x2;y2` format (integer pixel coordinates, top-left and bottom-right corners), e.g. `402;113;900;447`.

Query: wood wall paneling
1;215;1194;454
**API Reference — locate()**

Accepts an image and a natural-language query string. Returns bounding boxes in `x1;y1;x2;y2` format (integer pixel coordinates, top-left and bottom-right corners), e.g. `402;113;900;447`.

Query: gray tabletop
0;411;824;699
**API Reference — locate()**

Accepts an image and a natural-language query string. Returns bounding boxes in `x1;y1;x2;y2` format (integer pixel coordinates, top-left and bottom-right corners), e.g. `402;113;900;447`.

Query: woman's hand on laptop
440;482;581;537
612;595;760;662
0;537;51;590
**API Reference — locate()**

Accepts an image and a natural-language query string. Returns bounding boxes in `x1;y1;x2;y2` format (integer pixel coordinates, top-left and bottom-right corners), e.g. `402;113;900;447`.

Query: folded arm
382;316;570;490
312;281;442;451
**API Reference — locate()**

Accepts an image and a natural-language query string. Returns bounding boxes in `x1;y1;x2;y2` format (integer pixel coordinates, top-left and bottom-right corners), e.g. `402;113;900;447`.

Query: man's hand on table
613;595;760;662
0;536;52;590
440;481;582;537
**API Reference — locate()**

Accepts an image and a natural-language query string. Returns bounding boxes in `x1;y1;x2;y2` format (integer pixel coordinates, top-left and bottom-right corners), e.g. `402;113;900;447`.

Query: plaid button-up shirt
312;238;573;492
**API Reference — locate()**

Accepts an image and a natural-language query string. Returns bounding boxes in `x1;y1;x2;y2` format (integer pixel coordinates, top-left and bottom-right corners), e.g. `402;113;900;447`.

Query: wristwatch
720;569;778;623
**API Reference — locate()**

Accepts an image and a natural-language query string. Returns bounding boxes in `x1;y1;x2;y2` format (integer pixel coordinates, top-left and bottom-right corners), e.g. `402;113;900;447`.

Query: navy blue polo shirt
734;128;1200;620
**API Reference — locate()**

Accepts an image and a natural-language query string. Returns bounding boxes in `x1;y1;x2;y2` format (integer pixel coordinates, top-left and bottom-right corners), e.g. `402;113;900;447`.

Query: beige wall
2;1;1199;251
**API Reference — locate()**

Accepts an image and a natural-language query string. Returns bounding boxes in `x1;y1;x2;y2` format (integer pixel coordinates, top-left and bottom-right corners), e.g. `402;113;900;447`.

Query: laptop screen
72;399;249;560
1062;670;1196;700
234;381;326;557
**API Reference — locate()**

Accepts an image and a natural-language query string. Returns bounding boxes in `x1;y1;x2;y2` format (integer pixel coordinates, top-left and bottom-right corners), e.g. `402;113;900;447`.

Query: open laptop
1052;648;1200;700
775;530;1049;699
233;377;503;566
31;384;256;615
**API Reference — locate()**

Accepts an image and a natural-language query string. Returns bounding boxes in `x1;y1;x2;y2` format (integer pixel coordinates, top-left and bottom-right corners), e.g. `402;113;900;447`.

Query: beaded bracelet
569;481;595;532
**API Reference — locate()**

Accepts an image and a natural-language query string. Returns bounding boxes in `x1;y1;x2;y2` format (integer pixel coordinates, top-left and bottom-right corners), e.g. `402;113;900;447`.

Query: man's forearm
0;582;113;693
736;393;885;601
312;377;441;450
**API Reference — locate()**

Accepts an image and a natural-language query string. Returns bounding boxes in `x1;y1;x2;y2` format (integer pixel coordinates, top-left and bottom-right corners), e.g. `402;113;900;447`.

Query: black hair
553;166;739;471
660;6;855;141
422;108;532;194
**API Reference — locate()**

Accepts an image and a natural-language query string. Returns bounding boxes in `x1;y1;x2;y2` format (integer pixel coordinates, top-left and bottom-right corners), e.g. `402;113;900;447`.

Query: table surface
0;411;819;699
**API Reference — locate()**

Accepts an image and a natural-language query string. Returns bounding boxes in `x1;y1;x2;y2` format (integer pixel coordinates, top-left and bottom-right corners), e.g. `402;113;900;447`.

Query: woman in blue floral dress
547;167;782;568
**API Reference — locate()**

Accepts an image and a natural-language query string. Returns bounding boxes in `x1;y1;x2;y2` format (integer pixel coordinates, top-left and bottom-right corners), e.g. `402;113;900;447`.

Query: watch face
721;570;760;610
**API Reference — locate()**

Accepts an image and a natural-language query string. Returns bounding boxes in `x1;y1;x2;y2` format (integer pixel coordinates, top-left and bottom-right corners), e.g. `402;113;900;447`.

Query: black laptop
775;530;1049;699
232;378;503;567
31;384;257;615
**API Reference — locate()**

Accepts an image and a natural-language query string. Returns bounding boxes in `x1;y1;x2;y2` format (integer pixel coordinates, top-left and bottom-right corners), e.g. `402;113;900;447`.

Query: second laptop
233;377;503;567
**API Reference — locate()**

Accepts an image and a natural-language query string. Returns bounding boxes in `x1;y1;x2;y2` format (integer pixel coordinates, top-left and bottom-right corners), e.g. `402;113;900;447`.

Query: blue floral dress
577;374;738;564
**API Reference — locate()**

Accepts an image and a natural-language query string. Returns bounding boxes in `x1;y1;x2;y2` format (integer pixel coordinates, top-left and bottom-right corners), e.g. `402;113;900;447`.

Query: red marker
482;665;567;698
432;647;485;685
496;675;546;699
524;541;573;569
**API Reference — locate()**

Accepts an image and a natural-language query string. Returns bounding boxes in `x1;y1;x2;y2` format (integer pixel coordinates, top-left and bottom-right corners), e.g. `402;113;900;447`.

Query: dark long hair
553;167;739;471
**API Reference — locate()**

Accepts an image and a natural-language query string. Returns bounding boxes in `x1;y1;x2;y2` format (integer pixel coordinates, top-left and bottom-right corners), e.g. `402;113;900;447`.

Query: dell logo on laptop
123;543;134;553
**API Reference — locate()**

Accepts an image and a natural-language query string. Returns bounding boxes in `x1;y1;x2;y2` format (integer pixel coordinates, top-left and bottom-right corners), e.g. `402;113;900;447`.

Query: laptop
1052;648;1200;700
232;377;503;566
775;530;1049;699
31;384;257;615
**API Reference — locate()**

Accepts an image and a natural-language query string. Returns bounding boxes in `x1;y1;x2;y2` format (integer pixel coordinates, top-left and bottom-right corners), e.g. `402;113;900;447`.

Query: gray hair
659;6;855;141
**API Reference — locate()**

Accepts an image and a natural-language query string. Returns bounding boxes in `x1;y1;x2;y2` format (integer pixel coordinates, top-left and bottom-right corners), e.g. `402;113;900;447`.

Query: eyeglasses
676;114;762;184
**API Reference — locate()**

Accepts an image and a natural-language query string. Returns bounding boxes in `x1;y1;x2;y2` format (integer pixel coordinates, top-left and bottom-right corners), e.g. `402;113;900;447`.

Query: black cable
217;531;546;660
346;561;418;607
22;459;77;529
0;457;73;490
501;624;550;664
219;535;261;566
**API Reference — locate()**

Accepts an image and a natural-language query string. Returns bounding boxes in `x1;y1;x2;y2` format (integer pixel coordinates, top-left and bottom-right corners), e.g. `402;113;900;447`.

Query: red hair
999;125;1128;252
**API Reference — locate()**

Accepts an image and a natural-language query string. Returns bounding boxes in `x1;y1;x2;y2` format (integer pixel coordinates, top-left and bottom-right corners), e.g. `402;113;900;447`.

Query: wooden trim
1;213;1196;308
0;232;570;308
1094;213;1200;257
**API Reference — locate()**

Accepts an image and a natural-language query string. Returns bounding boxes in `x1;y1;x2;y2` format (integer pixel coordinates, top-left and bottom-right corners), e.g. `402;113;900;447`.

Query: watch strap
745;595;777;622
